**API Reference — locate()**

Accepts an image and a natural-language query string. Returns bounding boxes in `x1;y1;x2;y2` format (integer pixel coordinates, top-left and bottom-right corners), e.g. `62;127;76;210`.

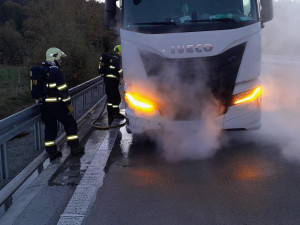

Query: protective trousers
40;102;79;154
104;77;121;117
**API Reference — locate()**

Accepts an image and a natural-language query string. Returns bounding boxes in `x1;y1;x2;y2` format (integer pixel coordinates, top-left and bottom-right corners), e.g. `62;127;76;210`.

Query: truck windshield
123;0;259;33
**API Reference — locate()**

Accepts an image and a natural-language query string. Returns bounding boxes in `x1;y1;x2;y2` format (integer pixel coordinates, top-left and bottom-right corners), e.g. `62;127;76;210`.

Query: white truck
105;0;273;135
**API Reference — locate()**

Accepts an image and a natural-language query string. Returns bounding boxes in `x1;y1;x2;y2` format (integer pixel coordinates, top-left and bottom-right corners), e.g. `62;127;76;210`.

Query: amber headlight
232;86;262;105
125;92;156;114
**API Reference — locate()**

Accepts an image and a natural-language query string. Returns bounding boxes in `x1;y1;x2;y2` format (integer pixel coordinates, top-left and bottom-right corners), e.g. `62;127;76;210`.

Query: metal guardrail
0;76;105;179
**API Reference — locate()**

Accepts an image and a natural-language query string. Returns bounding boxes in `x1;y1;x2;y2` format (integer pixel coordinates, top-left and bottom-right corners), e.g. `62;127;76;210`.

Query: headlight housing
232;86;262;105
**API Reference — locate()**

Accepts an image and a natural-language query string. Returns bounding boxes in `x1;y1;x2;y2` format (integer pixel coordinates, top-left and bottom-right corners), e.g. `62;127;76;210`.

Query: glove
67;104;74;115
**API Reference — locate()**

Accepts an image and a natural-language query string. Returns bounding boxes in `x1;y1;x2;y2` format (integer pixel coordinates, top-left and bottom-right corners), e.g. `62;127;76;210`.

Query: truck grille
140;43;246;120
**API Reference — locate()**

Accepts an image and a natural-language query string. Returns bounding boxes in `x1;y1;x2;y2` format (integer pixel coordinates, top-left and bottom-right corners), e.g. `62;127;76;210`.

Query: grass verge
0;65;34;120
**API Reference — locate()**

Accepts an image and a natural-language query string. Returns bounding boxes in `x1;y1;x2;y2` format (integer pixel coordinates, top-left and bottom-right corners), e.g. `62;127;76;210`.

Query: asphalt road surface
82;128;300;225
83;58;300;225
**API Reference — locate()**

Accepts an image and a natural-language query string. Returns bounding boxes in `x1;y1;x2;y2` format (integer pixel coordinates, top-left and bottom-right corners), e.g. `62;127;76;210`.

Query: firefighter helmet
114;45;121;55
46;47;67;62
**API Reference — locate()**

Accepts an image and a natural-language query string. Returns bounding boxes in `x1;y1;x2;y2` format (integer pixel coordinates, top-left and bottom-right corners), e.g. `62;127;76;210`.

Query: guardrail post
0;143;9;179
87;90;91;108
34;121;42;150
89;89;92;107
97;85;99;99
91;87;94;104
99;85;102;98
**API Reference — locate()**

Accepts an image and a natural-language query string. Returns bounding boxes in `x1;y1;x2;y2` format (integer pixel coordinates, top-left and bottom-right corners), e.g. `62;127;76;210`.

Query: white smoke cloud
143;55;225;162
154;102;224;162
262;1;300;56
259;1;300;162
260;59;300;162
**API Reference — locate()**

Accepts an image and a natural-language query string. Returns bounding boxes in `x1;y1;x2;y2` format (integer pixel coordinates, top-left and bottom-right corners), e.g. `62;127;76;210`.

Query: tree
1;0;26;29
0;0;26;64
0;21;23;64
0;0;118;85
23;0;118;85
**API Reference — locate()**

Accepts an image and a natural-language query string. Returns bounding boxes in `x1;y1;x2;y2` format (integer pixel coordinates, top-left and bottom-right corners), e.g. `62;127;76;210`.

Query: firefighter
98;45;123;119
40;47;85;161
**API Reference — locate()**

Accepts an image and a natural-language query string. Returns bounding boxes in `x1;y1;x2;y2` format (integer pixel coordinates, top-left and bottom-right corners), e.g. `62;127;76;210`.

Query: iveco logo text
171;44;213;54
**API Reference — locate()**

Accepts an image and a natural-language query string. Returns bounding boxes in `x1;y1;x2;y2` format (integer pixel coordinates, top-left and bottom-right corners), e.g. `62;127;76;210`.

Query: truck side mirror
260;0;273;24
105;0;119;31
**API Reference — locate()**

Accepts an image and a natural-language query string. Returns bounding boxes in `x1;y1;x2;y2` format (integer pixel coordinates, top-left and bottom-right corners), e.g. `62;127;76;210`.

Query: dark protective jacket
42;63;72;105
98;53;111;75
98;53;122;116
40;62;79;154
98;54;122;79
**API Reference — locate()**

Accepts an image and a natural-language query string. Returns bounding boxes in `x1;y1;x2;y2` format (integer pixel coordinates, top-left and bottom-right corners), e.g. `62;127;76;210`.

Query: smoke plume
142;54;225;162
260;1;300;162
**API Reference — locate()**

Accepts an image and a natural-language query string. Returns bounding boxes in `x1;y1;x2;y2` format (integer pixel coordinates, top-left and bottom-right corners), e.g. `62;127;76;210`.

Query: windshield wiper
211;18;237;23
133;21;177;26
186;18;237;23
189;19;211;23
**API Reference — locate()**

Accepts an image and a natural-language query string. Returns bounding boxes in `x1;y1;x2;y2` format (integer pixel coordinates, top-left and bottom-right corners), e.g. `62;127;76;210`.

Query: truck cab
105;0;273;134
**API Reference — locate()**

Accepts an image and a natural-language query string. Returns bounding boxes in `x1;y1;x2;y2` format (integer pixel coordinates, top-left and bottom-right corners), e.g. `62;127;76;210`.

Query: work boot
48;150;62;162
70;145;85;156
